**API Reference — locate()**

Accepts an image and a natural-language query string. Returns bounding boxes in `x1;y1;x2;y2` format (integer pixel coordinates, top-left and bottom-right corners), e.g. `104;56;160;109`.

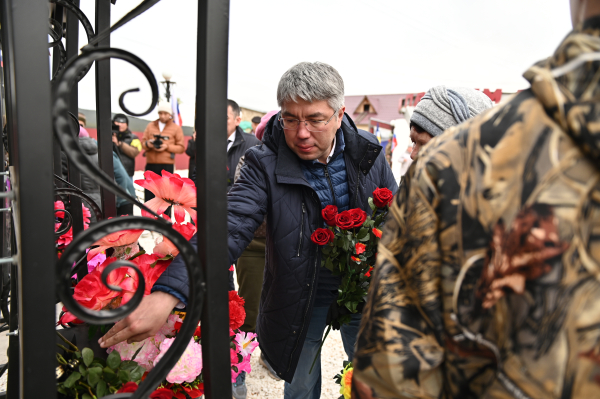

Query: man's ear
337;106;346;127
235;116;242;126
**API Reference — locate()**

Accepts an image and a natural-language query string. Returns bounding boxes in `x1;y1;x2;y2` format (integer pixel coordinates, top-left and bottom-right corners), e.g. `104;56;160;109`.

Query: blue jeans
283;306;361;399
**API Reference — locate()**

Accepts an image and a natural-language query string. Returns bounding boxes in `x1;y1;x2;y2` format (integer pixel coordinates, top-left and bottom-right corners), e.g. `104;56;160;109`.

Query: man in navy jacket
99;62;397;398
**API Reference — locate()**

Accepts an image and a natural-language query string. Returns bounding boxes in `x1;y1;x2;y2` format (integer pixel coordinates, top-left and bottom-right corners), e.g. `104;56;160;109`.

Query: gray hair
277;62;345;111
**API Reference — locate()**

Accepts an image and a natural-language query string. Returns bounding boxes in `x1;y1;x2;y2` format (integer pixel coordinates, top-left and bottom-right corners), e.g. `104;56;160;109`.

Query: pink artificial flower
153;222;197;258
107;332;165;371
154;337;203;384
135;170;197;224
82;204;91;226
87;250;106;273
234;331;259;358
231;353;253;382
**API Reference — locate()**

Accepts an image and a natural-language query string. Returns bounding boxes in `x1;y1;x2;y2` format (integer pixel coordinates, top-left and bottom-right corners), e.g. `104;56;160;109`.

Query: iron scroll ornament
52;47;162;217
56;216;205;398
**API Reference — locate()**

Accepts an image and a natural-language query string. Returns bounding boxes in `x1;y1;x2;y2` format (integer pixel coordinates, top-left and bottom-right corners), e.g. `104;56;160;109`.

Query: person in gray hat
409;86;493;160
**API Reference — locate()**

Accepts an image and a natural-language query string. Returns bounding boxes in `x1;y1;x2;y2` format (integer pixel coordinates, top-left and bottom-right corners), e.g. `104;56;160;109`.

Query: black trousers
144;163;174;202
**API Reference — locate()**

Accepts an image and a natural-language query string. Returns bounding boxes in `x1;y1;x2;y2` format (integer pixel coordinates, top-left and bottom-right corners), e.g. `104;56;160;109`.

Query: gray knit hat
410;86;493;137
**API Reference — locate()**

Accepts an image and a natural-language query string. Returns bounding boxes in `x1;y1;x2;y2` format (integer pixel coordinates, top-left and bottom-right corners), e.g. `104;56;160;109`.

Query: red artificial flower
82;203;91;226
310;228;334;246
230;348;240;365
117;382;139;393
229;264;235;271
174;320;183;333
372;228;382;238
351;256;361;264
130;253;171;296
372;188;394;208
194;325;202;338
349;208;367;228
229;291;246;331
355;243;366;255
188;383;204;398
153;222;197;258
150;388;175;399
321;205;338;226
135;170;197;223
335;210;354;230
365;266;374;278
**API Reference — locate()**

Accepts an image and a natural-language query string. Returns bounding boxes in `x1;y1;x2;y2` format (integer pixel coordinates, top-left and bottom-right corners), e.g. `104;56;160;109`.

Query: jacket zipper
297;202;306;257
288;246;318;373
323;165;337;206
353;151;367;207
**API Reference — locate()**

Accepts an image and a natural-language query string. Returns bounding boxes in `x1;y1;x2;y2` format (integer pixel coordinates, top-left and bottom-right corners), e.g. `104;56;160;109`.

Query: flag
391;130;397;152
375;123;381;143
170;85;182;126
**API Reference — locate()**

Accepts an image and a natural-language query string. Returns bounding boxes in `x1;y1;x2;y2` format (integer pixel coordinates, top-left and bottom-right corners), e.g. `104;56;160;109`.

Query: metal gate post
4;0;57;396
195;0;232;397
66;0;85;238
95;0;116;218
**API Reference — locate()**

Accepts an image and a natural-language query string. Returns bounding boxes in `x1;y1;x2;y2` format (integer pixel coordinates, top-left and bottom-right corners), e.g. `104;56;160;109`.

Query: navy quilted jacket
153;113;397;382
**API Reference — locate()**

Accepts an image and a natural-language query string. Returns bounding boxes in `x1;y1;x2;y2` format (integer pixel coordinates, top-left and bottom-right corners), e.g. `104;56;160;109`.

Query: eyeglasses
278;109;339;132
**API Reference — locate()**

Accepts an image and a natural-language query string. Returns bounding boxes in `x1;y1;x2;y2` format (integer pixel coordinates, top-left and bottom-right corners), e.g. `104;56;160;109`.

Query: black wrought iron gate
0;0;231;397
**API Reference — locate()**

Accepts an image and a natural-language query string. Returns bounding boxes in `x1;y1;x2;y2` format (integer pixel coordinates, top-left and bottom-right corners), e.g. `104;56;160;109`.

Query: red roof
345;94;408;125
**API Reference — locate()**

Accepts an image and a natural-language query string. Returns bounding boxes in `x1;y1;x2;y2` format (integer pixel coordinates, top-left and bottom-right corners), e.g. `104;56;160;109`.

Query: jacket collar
263;112;382;184
228;126;246;151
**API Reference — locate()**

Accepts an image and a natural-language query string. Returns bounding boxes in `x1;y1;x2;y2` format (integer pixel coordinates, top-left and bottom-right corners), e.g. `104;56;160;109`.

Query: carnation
107;332;165;371
154;337;203;384
229;291;246;331
235;331;259;358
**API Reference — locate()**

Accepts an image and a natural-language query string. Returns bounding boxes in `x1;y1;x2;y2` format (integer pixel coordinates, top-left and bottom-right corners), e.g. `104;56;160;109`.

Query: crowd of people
68;1;600;397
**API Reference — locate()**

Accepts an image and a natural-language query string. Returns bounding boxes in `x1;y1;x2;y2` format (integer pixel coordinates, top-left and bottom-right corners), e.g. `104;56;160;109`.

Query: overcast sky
74;0;573;127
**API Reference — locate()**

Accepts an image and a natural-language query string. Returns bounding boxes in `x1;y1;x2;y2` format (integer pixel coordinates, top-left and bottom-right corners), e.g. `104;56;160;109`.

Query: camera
151;134;170;148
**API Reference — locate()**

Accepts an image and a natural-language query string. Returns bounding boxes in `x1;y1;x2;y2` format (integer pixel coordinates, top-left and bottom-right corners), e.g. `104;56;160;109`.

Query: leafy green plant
56;332;145;398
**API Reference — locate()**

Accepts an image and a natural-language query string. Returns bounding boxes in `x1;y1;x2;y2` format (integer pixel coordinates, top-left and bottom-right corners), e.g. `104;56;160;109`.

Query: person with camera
112;113;141;181
141;102;185;202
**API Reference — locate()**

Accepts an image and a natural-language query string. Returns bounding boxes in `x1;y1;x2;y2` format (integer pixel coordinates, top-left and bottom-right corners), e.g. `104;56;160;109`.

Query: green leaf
368;197;376;212
130;365;144;382
131;344;145;362
79;365;87;376
82;348;94;367
120;360;137;372
125;247;131;254
107;350;121;370
325;257;334;272
103;367;117;384
96;380;107;398
356;228;368;239
82;394;93;399
58;386;68;395
63;372;81;388
118;369;130;384
127;250;146;260
87;367;102;387
359;234;370;242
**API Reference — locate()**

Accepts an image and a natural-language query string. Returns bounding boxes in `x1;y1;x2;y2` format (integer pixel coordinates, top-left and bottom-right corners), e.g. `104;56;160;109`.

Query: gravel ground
0;170;349;397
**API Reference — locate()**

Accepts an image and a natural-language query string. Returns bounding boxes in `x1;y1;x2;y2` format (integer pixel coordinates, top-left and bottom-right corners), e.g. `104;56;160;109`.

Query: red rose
194;325;202;338
173;320;183;333
372;228;382;238
355;243;366;255
373;188;394;208
351;256;361;263
310;228;334;245
349;208;367;228
321;205;338;226
365;266;374;278
118;382;139;393
335;211;354;230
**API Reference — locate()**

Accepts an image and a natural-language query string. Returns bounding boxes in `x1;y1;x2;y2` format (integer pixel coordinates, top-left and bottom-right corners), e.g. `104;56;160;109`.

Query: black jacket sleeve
152;147;268;304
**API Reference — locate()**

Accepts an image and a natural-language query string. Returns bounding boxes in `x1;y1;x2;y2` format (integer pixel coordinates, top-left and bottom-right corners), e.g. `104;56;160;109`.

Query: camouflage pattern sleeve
352;161;445;399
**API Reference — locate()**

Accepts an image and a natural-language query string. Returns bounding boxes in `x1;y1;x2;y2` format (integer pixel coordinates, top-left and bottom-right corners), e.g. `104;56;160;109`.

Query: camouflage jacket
353;17;600;399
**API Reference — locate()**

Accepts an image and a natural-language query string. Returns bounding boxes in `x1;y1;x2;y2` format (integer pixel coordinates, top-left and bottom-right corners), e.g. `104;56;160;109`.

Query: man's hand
192;131;196;141
154;142;168;152
98;291;179;348
112;134;119;145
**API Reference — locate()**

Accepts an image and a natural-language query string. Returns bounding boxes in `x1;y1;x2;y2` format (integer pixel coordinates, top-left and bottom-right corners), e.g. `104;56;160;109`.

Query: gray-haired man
98;62;397;398
409;86;493;160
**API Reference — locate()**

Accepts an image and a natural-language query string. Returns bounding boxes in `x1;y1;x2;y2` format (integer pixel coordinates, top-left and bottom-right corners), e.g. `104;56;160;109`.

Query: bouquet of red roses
309;188;393;371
